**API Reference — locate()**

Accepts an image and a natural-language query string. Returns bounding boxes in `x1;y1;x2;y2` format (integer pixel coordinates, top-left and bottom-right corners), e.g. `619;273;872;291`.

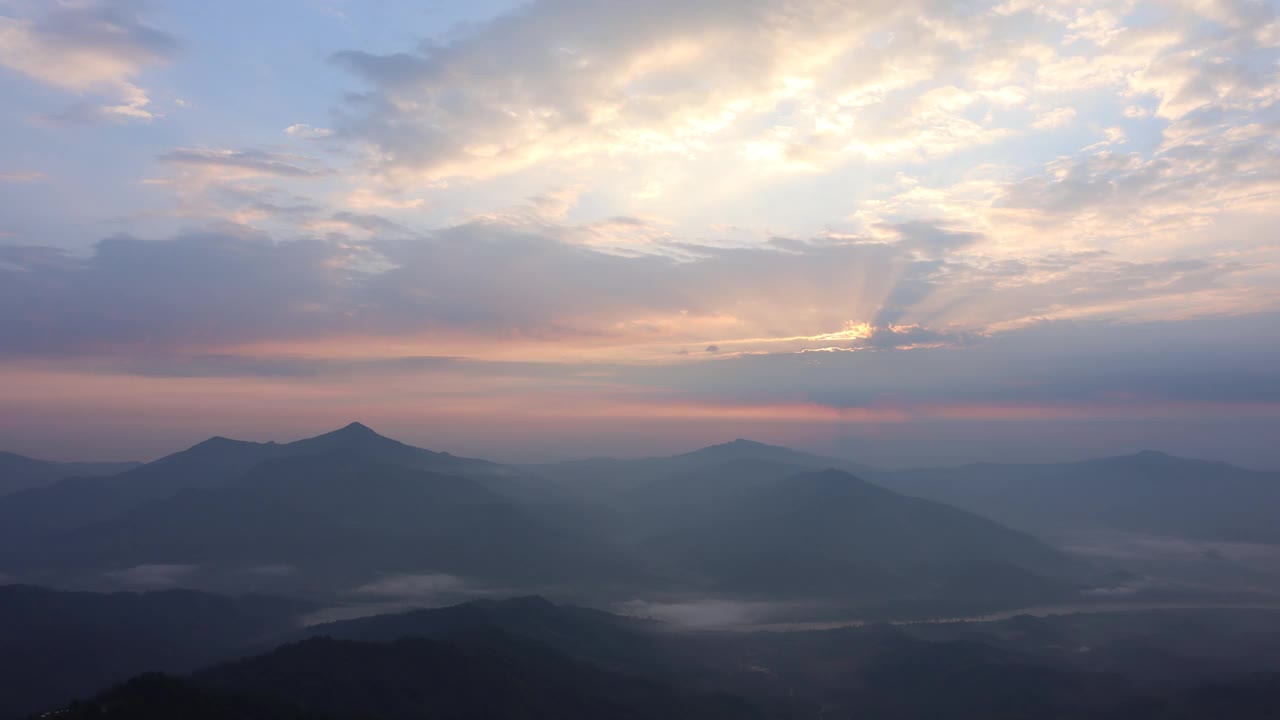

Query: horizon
7;419;1276;473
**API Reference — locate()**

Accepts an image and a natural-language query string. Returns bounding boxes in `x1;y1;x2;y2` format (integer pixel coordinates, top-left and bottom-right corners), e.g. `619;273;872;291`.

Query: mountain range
0;450;138;497
0;424;1096;612
18;587;1280;720
4;424;1279;616
873;450;1280;543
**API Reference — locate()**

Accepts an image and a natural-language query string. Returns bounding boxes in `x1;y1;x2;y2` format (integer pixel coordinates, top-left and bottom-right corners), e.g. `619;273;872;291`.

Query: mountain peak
187;435;252;451
1106;449;1177;463
335;421;378;436
306;422;391;444
690;438;795;456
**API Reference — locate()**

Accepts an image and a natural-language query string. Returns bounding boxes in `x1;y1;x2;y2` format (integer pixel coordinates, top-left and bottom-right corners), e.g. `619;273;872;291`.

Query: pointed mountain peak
188;435;251;451
306;422;393;443
334;421;378;437
287;421;415;454
684;438;802;459
1105;449;1177;463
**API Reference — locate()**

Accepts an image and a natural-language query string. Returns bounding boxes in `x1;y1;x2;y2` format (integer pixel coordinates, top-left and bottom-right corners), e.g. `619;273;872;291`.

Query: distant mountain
0;450;137;497
526;438;878;506
635;467;1084;610
0;584;310;719
6;452;635;587
531;445;1090;611
874;451;1280;542
0;429;1106;615
0;423;500;543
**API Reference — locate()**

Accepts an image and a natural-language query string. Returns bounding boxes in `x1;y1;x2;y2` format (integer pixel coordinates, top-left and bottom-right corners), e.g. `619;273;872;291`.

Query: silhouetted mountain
0;450;137;497
300;595;681;677
196;632;759;720
0;424;500;544
53;671;340;717
876;451;1280;542
8;452;633;586
0;427;1106;614
49;673;337;720
638;467;1083;609
48;600;1280;720
0;584;310;719
526;438;878;506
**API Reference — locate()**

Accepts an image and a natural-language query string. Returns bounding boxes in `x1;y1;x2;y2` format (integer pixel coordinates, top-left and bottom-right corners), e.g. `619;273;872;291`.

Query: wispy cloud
0;0;177;122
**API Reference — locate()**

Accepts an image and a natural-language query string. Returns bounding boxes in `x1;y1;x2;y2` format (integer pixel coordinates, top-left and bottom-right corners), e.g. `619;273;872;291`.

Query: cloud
104;563;198;588
0;0;177;122
158;148;329;178
345;187;425;210
620;312;1280;413
1031;107;1076;129
0;170;46;183
352;573;468;599
0;228;360;354
283;123;334;139
324;0;1039;182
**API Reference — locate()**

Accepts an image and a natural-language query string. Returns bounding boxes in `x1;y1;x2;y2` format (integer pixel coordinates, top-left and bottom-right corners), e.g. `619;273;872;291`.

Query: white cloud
0;0;176;122
1031;107;1077;129
284;123;334;139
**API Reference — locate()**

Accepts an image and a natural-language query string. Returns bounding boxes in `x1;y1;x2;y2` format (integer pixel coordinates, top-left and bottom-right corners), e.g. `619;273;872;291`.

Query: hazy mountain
875;451;1280;542
301;595;681;677
0;427;1109;613
0;423;501;543
44;594;1280;720
0;584;310;719
636;467;1084;610
0;450;137;497
7;452;633;587
525;438;879;506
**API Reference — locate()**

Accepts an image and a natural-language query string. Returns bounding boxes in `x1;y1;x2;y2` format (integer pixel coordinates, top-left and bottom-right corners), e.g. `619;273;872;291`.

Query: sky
1;0;1279;467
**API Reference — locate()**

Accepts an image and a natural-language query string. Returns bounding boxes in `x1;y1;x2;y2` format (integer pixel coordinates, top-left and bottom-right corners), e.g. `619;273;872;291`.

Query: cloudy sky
2;0;1278;466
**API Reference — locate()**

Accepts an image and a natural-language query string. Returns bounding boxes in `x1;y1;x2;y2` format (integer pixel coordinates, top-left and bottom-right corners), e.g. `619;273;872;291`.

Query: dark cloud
0;217;1254;362
0;228;356;354
621;313;1280;409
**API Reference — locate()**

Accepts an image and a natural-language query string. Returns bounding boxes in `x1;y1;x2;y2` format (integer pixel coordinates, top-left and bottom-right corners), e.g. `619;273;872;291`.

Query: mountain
300;595;682;677
57;631;764;720
636;467;1085;610
205;632;761;720
48;599;1280;720
6;452;635;588
0;450;137;497
530;445;1089;611
874;451;1280;542
526;438;879;507
0;428;1101;614
0;584;310;719
0;423;501;543
48;673;336;720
